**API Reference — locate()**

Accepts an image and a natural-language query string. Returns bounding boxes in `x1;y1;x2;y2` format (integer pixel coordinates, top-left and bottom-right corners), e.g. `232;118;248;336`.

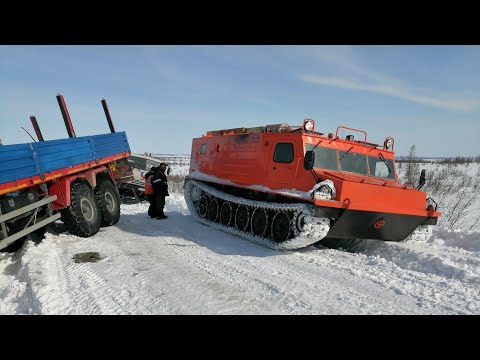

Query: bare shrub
167;174;186;194
405;145;420;184
470;216;480;231
444;176;480;228
425;168;480;230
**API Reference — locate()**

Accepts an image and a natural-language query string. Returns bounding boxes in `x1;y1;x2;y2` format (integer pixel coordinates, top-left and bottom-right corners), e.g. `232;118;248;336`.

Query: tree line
396;154;480;164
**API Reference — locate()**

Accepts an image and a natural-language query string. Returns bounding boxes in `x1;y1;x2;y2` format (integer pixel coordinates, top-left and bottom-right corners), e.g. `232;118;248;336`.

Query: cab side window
274;143;294;163
127;156;147;170
146;159;160;170
200;143;207;154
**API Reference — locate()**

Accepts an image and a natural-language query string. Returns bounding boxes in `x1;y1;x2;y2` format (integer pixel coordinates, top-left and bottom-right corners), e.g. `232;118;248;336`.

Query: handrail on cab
335;125;367;144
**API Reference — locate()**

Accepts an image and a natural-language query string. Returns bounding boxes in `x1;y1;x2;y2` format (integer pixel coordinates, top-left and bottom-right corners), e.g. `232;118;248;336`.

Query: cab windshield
305;144;396;180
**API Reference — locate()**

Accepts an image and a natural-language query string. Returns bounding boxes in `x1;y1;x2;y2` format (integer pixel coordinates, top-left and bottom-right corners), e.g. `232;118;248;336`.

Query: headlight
384;138;393;150
311;180;336;200
304;119;315;132
313;185;333;200
426;197;437;212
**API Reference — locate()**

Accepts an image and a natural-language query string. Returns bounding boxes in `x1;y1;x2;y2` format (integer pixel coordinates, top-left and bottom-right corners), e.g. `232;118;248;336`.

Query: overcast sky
1;45;479;157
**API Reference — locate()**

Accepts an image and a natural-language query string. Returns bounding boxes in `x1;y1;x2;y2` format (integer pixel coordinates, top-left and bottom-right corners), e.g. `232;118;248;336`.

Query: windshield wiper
378;153;392;174
339;146;353;161
311;140;322;151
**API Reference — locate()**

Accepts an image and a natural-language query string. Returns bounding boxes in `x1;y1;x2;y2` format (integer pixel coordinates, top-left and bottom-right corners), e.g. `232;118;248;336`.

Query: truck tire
95;179;121;226
61;181;101;237
1;237;26;253
33;226;47;237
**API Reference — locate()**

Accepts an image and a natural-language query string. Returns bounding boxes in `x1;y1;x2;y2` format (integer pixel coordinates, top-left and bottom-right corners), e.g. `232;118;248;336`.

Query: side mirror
417;169;426;190
304;150;315;170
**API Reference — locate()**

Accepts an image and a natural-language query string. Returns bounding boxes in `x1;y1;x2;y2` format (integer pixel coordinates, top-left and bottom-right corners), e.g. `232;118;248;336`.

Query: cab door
265;140;297;190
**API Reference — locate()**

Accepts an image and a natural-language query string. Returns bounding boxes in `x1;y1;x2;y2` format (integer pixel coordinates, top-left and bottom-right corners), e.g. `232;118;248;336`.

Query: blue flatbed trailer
0;132;130;195
0;95;132;251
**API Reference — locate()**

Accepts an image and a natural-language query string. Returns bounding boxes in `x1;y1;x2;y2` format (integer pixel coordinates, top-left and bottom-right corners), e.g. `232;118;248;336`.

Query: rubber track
184;179;330;250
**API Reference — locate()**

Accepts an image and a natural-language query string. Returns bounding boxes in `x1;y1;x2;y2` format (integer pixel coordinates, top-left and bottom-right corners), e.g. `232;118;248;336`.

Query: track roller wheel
198;195;209;218
251;208;268;236
220;202;232;226
208;198;219;222
191;185;202;201
235;205;249;231
271;211;290;243
295;213;306;233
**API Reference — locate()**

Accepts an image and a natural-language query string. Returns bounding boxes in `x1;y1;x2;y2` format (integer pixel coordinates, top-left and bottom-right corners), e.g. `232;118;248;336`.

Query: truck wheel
1;237;26;253
61;181;101;237
33;226;47;237
95;179;121;226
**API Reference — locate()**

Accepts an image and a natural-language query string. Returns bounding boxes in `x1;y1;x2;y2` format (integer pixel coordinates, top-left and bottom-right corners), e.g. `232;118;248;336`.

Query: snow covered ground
1;193;479;315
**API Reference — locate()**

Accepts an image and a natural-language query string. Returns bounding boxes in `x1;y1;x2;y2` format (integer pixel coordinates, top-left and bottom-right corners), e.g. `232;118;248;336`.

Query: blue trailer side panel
0;132;130;185
0;144;39;184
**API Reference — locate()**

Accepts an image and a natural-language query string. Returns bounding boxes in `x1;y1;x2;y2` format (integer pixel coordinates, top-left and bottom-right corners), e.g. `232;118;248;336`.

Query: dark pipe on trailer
56;93;76;138
30;115;45;141
101;99;116;133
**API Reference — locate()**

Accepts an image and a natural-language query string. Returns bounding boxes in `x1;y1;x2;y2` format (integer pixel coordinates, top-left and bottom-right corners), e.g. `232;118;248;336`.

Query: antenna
22;127;37;142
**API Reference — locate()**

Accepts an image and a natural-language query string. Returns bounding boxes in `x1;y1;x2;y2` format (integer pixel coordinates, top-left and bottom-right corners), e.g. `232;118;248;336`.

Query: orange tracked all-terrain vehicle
184;119;441;250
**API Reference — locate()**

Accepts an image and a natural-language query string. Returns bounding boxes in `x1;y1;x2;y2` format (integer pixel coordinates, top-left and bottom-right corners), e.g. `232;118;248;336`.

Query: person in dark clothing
144;166;158;218
151;163;169;220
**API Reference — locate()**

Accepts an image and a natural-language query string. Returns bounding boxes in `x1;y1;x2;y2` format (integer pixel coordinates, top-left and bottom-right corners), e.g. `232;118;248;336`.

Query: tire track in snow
297;245;480;314
25;234;143;314
151;224;429;314
113;207;462;314
368;241;480;287
0;248;37;314
97;229;281;314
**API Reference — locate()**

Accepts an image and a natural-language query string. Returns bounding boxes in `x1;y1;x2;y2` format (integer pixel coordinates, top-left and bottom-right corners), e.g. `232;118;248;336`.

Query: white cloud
300;74;479;112
295;46;480;112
